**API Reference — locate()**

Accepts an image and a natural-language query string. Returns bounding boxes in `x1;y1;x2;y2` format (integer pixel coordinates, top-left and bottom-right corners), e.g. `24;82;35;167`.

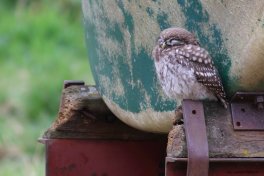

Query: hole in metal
236;121;241;127
241;108;246;112
192;110;196;114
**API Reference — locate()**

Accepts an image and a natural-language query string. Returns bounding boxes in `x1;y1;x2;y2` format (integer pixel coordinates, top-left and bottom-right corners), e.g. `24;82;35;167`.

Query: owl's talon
174;119;184;126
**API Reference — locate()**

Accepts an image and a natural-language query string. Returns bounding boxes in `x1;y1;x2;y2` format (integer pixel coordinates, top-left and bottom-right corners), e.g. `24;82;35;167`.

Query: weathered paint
200;0;264;92
82;0;264;132
103;96;174;133
45;138;166;176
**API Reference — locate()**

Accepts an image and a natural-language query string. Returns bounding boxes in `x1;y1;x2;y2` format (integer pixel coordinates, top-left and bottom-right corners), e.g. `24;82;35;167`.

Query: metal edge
166;157;264;163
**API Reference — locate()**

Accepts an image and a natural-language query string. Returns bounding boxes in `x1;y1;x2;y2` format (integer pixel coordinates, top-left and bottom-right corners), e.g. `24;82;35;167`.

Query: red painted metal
44;138;166;176
41;86;264;176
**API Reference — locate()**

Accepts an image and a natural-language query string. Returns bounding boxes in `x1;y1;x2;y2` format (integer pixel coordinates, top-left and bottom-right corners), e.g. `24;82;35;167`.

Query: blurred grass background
0;0;94;175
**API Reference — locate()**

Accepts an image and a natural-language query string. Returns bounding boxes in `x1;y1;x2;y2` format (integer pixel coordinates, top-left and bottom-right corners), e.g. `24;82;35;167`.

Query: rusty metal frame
40;82;264;175
182;100;209;176
230;92;264;130
40;80;168;176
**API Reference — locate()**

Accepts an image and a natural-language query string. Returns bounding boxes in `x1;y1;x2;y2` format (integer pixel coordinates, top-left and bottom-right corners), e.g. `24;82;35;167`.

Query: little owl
152;27;227;110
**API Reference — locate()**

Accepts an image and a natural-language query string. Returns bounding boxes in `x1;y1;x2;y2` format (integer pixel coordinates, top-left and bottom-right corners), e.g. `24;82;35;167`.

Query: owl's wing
175;44;227;108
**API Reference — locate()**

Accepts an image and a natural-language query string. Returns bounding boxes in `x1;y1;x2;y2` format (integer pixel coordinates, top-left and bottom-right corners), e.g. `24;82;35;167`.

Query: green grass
0;1;94;175
0;117;47;176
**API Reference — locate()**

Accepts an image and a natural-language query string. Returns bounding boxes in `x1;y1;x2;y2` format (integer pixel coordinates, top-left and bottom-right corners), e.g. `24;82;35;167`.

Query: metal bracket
231;92;264;130
182;100;209;176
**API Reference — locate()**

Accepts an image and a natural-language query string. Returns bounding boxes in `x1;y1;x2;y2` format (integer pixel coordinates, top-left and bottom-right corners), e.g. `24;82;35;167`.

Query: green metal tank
82;0;264;133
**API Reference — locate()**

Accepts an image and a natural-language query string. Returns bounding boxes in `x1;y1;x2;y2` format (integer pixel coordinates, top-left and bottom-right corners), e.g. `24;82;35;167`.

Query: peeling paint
122;0;185;54
82;0;264;132
98;75;126;102
103;96;174;133
201;0;264;91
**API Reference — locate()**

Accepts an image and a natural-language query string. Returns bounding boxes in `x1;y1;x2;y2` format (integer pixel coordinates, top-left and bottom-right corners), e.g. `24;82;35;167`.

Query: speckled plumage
152;27;227;108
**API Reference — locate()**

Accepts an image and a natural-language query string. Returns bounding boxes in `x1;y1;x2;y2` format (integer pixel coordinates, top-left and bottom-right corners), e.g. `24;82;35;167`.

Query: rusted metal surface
41;83;264;175
45;83;166;140
166;99;264;175
182;100;209;176
166;157;264;176
41;81;168;175
231;92;264;130
43;138;166;176
166;101;264;158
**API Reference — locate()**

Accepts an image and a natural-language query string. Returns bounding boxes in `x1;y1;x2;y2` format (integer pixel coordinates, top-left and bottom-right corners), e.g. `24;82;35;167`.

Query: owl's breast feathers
153;44;227;108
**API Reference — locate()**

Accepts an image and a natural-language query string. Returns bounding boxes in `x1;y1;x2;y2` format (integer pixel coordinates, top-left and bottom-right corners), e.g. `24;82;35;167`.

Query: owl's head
157;27;199;49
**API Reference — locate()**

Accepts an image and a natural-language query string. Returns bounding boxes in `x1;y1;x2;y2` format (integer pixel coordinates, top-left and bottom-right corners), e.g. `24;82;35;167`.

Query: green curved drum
82;0;264;133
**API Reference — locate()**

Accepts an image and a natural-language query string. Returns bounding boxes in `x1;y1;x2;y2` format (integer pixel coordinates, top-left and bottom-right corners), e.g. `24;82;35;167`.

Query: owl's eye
166;39;185;46
157;37;164;44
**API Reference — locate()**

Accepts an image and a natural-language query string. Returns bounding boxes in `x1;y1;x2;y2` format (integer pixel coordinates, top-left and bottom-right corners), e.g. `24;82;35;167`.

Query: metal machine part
40;81;167;176
166;98;264;176
231;92;264;130
40;81;264;176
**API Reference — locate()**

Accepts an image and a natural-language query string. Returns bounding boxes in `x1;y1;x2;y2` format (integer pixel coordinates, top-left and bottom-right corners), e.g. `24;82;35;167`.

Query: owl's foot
173;105;183;125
